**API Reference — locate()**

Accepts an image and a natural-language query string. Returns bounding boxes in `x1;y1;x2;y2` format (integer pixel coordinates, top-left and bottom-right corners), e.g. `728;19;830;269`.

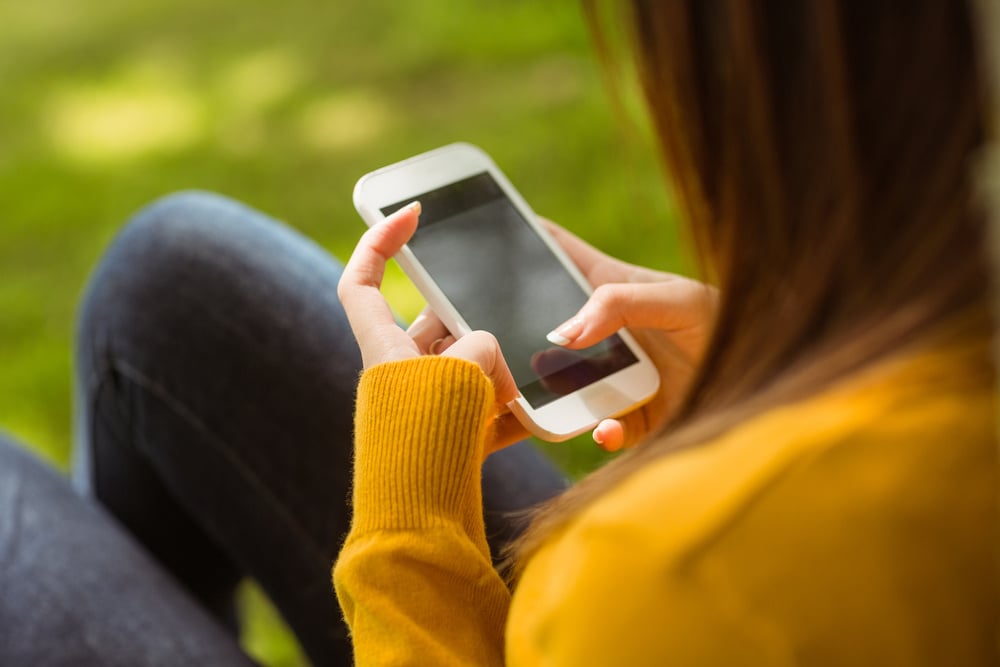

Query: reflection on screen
383;172;638;408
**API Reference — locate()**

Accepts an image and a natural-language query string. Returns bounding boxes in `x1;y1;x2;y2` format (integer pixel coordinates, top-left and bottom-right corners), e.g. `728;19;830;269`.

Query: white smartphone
353;142;660;441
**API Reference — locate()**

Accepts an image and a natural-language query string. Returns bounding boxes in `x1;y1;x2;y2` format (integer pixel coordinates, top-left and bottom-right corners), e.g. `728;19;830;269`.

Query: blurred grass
0;1;683;665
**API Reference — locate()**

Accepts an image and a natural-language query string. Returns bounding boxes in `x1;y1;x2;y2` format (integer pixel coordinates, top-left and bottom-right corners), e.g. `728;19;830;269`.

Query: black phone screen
382;172;638;408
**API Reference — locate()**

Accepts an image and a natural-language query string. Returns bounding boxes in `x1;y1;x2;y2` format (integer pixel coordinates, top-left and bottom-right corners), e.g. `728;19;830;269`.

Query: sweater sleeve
333;356;511;666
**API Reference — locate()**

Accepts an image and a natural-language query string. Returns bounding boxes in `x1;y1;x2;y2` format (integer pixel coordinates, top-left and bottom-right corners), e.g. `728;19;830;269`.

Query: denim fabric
60;191;568;666
0;432;254;666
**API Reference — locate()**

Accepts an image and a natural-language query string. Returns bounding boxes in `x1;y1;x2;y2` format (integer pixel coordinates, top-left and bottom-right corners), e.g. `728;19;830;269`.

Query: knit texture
334;356;508;666
350;356;494;538
335;348;997;666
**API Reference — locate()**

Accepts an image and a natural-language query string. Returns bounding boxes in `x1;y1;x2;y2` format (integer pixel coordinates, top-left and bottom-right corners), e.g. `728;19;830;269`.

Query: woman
1;1;993;665
334;1;997;664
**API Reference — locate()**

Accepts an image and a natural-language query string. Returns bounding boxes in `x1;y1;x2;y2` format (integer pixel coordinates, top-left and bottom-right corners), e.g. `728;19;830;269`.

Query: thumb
441;331;519;406
593;407;649;452
546;281;714;350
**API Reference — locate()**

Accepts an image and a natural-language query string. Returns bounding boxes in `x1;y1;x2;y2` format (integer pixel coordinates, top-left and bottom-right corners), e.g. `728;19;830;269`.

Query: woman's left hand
337;203;528;453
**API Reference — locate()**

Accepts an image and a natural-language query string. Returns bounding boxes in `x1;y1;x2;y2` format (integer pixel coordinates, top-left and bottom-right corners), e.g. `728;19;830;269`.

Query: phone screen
383;172;638;408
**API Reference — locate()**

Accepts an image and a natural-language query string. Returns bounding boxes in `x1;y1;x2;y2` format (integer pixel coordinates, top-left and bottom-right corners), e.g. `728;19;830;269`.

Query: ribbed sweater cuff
351;356;495;533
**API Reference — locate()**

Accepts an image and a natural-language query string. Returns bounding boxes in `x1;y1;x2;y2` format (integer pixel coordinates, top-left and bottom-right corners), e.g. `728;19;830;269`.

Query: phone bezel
353;142;660;441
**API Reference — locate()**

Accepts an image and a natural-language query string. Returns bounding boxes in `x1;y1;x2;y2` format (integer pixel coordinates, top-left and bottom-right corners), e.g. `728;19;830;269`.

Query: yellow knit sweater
334;349;997;665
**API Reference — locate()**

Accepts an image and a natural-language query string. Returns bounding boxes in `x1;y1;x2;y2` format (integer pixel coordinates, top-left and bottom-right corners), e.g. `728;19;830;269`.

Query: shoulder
509;352;997;665
609;354;996;555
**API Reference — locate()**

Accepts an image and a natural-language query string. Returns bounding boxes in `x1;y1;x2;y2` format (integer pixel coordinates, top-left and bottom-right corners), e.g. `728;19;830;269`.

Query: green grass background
0;1;684;664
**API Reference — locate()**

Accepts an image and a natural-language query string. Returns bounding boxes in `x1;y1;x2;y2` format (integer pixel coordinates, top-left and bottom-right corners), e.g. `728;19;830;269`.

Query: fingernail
545;317;584;346
384;201;420;224
593;429;617;452
594;430;622;452
429;335;454;355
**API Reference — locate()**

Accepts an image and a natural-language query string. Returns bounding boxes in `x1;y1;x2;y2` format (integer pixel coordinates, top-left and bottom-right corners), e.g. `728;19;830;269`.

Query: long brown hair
510;1;994;572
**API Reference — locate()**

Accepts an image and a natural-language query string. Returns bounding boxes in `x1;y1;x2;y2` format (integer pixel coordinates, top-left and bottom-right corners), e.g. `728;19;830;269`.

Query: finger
407;306;450;354
429;335;456;355
593;419;625;452
618;406;656;450
596;409;652;451
341;202;420;295
546;280;717;349
442;331;519;406
338;202;421;365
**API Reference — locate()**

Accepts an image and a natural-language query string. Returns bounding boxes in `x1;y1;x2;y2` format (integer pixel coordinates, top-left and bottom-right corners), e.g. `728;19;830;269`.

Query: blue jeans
0;192;567;666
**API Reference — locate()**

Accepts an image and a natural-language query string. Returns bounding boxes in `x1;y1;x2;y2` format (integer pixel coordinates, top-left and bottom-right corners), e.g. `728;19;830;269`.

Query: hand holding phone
537;220;717;449
394;217;717;451
351;143;661;442
338;203;530;452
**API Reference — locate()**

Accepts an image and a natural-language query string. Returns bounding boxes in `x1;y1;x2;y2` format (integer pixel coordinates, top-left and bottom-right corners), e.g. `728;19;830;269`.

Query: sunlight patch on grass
215;48;305;156
44;73;207;164
219;48;305;113
297;89;394;152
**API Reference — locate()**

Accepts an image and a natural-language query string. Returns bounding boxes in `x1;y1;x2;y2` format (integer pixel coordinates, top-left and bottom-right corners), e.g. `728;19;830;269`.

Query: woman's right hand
542;220;718;451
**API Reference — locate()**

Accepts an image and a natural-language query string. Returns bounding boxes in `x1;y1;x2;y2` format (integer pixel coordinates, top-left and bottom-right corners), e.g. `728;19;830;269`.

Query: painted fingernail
545;317;584;346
